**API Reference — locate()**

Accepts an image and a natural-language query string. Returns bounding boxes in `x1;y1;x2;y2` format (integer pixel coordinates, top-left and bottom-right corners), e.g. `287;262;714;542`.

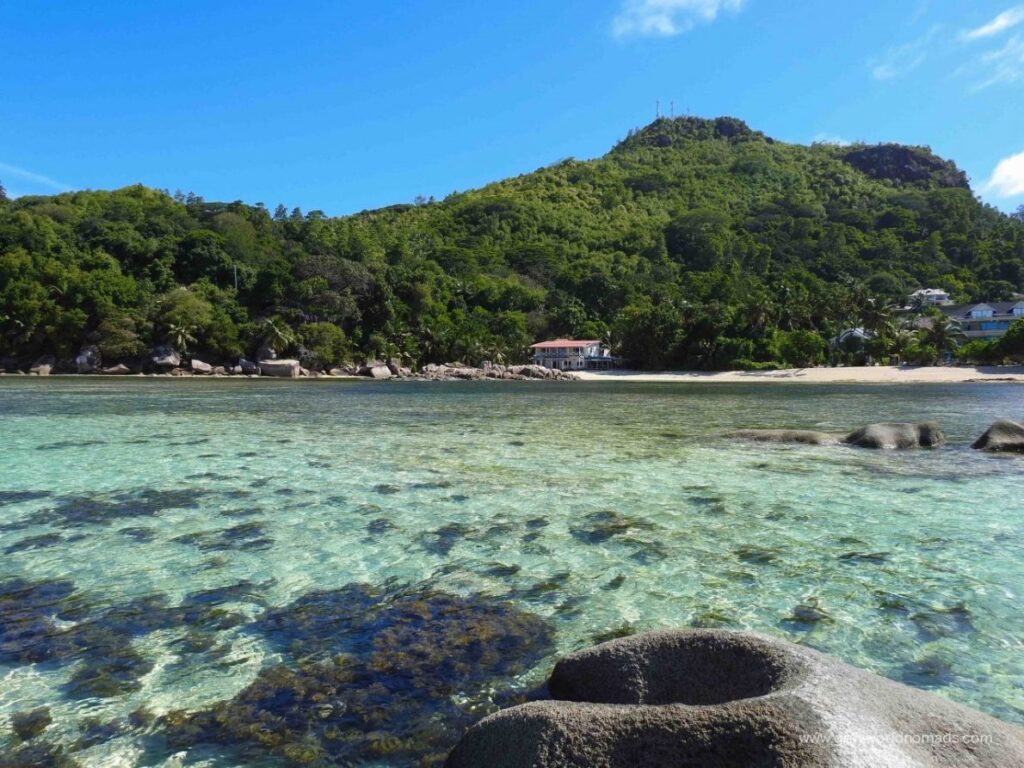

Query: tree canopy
2;117;1023;370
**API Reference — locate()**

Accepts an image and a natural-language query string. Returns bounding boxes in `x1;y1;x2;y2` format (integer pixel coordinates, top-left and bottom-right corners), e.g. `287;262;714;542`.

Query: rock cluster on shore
447;629;1024;768
0;349;577;382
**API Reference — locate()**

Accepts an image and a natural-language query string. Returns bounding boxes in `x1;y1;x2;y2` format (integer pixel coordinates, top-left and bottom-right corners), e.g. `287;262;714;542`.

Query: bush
298;322;350;368
777;330;826;368
956;340;1002;365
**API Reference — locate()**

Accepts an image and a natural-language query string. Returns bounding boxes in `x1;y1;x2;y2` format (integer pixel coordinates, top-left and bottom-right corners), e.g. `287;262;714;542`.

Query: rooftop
940;301;1024;316
530;339;601;349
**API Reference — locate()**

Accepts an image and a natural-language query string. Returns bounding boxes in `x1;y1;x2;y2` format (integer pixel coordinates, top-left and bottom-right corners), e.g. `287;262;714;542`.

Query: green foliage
998;319;1024;361
956;339;1002;365
777;330;827;368
1;118;1022;369
298;322;351;367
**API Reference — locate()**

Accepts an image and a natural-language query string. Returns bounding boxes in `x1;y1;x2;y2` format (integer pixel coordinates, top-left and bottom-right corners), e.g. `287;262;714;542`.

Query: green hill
2;116;1022;370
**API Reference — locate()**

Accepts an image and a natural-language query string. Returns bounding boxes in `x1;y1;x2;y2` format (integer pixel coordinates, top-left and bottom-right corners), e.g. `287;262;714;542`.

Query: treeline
2;116;1023;371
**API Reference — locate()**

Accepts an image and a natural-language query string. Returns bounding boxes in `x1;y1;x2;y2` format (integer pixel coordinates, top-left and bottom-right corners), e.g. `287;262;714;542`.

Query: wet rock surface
843;422;945;449
972;419;1024;453
447;629;1024;768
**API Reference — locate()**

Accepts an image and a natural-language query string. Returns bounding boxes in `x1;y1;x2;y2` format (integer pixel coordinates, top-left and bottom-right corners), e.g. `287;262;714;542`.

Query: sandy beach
576;365;1024;384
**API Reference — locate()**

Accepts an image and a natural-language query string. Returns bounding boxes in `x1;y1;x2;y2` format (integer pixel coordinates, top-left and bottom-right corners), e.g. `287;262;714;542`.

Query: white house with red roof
529;339;620;370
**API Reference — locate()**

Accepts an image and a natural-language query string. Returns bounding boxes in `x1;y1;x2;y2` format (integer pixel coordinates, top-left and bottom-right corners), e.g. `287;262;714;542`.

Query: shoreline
4;364;1024;385
576;365;1024;384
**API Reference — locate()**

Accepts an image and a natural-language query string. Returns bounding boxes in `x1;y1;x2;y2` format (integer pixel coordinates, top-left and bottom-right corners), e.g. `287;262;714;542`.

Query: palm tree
887;328;917;366
167;323;197;354
260;317;295;355
919;312;966;360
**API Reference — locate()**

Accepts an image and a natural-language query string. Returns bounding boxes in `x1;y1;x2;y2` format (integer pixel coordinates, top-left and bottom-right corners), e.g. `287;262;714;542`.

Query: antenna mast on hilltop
655;99;660;119
670;101;675;118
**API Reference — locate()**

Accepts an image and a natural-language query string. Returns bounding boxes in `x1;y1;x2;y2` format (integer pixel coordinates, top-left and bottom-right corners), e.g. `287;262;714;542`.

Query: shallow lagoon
1;378;1023;766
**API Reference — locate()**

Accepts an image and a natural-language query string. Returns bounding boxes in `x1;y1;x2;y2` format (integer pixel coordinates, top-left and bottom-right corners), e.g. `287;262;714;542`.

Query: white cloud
868;31;937;80
612;0;745;39
972;34;1024;89
961;5;1024;41
0;162;72;196
984;151;1024;197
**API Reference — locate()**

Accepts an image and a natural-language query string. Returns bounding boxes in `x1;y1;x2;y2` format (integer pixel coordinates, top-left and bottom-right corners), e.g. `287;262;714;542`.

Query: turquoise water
1;378;1023;766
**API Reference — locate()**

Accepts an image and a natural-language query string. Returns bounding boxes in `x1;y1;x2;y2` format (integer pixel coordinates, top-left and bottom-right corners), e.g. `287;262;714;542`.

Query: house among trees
908;288;953;307
940;302;1024;340
530;339;621;371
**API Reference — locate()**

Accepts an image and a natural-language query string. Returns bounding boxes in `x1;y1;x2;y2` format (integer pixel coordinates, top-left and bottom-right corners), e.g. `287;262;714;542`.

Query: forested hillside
2;116;1023;371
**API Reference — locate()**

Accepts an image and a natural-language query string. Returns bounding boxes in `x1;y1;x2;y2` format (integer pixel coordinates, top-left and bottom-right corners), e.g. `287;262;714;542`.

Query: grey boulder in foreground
842;422;945;449
447;630;1024;768
972;420;1024;453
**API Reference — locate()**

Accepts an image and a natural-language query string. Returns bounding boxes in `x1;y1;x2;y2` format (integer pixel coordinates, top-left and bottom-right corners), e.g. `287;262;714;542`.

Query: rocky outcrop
151;345;180;370
29;355;55;376
843;422;945;449
972;420;1024;453
100;364;131;375
75;346;101;374
190;359;213;375
259;359;300;378
729;429;838;445
239;359;261;376
447;629;1024;768
357;364;393;380
841;144;969;190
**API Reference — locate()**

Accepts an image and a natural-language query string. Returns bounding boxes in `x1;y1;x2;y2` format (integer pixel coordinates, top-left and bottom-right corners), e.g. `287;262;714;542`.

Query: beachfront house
530;339;621;371
940;302;1024;340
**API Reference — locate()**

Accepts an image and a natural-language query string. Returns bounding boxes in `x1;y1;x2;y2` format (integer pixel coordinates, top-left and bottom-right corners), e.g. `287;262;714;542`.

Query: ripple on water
1;378;1023;764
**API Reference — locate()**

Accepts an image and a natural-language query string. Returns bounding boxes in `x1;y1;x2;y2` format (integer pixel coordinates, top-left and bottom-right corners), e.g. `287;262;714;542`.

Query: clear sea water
1;378;1023;766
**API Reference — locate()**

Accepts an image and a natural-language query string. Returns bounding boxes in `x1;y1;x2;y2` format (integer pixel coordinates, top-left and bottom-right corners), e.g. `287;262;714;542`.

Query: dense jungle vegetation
3;116;1024;370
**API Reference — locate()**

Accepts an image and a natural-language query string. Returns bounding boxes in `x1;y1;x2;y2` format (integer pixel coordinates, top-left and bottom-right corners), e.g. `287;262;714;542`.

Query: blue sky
2;1;1023;214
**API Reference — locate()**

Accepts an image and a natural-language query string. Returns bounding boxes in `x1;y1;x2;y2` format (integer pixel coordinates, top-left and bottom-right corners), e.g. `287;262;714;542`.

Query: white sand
575;365;1024;384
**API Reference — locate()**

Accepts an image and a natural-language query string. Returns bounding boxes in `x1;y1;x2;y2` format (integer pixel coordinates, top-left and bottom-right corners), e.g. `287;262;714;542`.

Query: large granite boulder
972;419;1024;453
190;358;213;375
75;346;101;374
29;355;56;376
100;364;131;375
843;422;945;449
357;363;393;379
259;359;300;378
510;364;552;379
729;429;838;446
238;358;261;376
447;630;1024;768
151;345;180;371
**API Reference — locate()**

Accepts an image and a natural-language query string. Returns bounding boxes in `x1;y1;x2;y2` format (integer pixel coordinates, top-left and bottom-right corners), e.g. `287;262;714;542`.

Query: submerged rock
11;707;52;740
972;419;1024;453
729;429;838;445
0;577;245;701
843;422;945;449
447;629;1024;768
163;583;554;767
